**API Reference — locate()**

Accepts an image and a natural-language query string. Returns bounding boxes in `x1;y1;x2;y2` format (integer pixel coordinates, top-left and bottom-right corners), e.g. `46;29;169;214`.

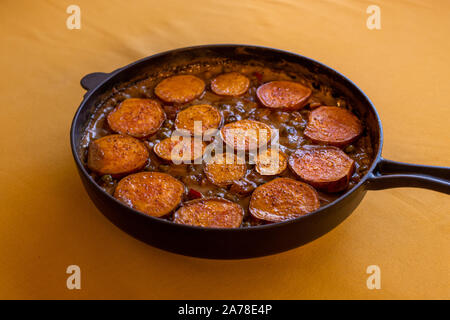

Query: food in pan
107;98;165;138
154;75;205;104
174;197;244;228
220;119;272;151
82;62;373;228
174;104;222;135
153;136;206;162
114;172;184;217
256;80;312;110
249;178;320;222
304;106;362;147
255;149;287;176
211;72;250;96
204;152;247;187
289;146;355;193
87;134;149;176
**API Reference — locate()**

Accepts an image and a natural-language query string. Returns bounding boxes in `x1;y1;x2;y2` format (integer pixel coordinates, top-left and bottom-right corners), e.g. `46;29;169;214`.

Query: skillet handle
80;72;109;91
366;158;450;194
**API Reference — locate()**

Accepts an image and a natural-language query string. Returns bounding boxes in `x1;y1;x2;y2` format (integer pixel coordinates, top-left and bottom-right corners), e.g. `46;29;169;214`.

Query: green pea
101;175;113;183
345;145;355;153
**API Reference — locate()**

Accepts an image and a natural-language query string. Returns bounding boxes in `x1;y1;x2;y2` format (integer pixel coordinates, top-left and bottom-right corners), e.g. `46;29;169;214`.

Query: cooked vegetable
221;119;272;151
107;98;165;138
289;146;355;192
304;106;362;147
154;136;206;163
255;149;287;175
174;197;244;228
204;152;246;187
249;178;320;222
87;134;148;176
114;172;184;217
211;72;250;96
256;81;311;110
175;104;222;135
154;75;205;104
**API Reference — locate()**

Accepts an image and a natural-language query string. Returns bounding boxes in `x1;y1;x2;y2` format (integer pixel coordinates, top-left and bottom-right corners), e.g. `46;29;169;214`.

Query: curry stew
81;62;373;228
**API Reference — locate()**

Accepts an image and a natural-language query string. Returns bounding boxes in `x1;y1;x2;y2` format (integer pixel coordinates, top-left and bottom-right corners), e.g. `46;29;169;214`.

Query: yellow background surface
0;0;449;299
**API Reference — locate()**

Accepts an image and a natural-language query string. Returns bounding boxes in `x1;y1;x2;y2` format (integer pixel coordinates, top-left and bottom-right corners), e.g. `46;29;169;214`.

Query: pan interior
72;45;381;227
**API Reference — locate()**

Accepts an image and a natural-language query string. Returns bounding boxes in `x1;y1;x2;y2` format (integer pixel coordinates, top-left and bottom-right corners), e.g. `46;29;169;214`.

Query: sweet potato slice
107;98;165;138
255;149;287;175
175;104;222;135
87;134;149;176
220;119;272;151
304;106;362;147
154;75;205;104
203;152;246;187
249;178;320;222
256;81;312;110
288;146;355;193
114;172;184;217
211;72;250;96
173;197;244;228
153;136;206;163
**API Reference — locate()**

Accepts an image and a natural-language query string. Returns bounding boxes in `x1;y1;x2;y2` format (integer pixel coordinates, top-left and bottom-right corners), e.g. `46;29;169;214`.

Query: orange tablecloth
0;0;449;299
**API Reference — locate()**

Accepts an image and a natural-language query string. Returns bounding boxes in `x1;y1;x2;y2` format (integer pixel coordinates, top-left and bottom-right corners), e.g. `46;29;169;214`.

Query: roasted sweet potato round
256;81;312;110
220;119;272;151
154;75;205;104
304;106;362;147
211;72;250;96
289;146;355;193
87;134;149;176
154;136;206;163
107;98;166;138
249;178;320;222
175;104;222;135
255;149;287;175
114;172;184;217
204;152;246;187
173;197;244;228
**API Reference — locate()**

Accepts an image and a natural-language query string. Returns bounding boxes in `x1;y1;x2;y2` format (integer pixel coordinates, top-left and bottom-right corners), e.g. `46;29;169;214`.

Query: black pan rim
70;43;384;232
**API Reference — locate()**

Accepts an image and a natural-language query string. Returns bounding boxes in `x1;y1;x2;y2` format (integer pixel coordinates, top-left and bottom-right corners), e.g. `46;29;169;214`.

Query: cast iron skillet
70;45;450;259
